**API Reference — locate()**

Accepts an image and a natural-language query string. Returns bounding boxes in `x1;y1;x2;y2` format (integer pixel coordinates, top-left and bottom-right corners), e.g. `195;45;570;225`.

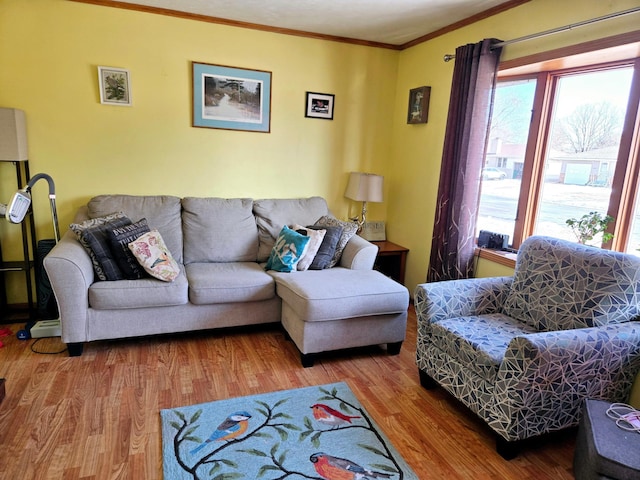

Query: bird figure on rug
311;403;361;428
310;452;392;480
190;411;252;455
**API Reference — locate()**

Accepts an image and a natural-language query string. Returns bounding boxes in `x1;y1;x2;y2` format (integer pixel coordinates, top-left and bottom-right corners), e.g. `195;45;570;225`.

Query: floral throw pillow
128;229;180;282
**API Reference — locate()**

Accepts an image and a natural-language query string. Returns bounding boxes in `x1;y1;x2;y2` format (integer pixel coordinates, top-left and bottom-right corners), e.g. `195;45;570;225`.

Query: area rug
161;382;418;479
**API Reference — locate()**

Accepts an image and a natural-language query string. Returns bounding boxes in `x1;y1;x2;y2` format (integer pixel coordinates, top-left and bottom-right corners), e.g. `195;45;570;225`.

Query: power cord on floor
30;337;68;355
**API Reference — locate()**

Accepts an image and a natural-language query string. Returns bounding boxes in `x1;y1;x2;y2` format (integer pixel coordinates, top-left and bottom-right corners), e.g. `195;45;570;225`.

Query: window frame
489;39;640;253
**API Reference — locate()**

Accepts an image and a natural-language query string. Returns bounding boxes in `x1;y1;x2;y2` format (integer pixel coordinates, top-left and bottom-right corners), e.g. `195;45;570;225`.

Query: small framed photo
305;92;334;120
98;66;132;106
193;62;271;133
407;86;430;124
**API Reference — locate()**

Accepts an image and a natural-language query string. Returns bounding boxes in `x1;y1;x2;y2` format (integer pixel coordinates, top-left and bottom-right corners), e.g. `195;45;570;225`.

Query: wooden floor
0;307;576;479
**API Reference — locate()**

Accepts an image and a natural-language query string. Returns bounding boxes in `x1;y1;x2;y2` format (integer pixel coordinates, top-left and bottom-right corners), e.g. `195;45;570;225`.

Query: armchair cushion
430;313;537;382
503;236;640;331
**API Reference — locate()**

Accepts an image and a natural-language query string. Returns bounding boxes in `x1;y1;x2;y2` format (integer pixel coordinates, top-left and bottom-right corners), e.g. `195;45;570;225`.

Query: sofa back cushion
87;195;183;263
182;197;258;263
253;197;330;262
503;236;640;331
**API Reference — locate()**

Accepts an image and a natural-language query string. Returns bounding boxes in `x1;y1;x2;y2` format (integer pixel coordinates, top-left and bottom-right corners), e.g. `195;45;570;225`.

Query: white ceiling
110;0;515;46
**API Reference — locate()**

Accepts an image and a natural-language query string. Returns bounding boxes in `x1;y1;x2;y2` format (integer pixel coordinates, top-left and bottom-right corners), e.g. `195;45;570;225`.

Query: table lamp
344;172;384;229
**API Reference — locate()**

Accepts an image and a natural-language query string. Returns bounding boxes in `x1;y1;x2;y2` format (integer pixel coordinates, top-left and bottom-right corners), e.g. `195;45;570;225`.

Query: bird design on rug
310;452;392;480
189;411;252;455
311;403;361;428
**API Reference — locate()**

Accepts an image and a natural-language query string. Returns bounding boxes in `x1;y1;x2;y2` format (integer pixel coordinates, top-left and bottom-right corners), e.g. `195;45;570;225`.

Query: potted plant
565;211;614;246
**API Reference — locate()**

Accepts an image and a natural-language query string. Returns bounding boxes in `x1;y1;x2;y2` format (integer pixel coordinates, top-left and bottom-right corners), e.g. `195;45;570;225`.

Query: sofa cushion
88;268;188;309
272;268;408;322
186;262;275;305
182;197;258;263
503;236;640;331
253;197;330;262
266;226;311;272
429;313;538;382
107;218;150;280
88;195;183;263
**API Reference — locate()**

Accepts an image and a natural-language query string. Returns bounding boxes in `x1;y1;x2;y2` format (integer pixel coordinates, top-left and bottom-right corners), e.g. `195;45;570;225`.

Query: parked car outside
482;167;507;180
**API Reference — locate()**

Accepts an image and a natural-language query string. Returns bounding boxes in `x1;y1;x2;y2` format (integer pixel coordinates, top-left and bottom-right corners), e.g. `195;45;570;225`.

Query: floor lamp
0;108;61;338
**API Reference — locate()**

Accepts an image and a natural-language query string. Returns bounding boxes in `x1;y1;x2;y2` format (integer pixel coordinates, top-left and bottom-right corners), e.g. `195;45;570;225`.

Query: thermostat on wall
361;221;386;241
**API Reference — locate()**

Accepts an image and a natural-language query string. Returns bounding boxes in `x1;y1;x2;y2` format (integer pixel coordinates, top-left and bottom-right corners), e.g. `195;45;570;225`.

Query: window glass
532;68;633;245
625;177;640;255
476;78;536;245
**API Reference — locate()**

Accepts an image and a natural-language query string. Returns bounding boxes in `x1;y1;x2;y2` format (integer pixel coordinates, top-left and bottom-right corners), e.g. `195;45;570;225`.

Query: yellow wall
0;0;397;301
1;0;639;306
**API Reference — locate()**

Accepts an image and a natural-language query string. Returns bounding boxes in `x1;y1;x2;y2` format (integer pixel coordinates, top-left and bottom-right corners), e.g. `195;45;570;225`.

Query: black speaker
478;230;509;250
35;239;58;320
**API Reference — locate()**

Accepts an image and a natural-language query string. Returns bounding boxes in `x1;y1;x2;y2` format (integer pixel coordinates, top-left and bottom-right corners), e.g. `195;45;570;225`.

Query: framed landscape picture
192;62;272;133
98;66;131;106
305;92;334;120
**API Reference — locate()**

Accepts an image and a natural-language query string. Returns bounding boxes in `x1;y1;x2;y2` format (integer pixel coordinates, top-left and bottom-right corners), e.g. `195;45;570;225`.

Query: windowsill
475;247;517;268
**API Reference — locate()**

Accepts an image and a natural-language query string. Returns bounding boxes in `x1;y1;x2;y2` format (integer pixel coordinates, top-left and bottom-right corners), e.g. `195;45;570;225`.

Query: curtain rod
443;6;640;62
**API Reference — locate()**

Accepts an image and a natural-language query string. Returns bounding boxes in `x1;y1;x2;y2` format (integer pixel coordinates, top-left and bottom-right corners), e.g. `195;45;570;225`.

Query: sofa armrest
339;235;378;270
414;276;512;325
43;230;94;343
491;322;640;440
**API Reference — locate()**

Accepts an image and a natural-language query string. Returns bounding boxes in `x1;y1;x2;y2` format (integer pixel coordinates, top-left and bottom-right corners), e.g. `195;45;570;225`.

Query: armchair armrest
339;235;378;270
491;322;640;440
43;230;94;343
414;276;513;325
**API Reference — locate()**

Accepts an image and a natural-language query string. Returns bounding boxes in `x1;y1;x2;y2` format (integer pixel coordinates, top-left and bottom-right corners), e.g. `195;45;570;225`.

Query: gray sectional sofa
44;195;409;365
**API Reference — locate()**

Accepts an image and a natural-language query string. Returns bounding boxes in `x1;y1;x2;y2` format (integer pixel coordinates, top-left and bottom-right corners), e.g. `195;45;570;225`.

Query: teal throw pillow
266;225;311;272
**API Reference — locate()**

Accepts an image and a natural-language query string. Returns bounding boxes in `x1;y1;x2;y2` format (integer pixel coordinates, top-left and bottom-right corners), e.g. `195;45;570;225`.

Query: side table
372;241;409;285
573;398;640;479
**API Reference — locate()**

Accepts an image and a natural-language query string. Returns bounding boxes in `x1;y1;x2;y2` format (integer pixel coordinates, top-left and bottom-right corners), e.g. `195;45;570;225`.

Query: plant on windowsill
565;211;614;246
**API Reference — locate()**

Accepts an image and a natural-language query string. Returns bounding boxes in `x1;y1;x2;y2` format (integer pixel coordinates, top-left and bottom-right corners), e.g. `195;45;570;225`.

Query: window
477;46;640;254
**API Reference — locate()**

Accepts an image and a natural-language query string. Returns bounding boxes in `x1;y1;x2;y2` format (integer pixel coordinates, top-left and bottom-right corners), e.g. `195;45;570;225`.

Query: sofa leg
301;353;316;368
387;341;402;355
419;369;438;390
496;436;520;460
67;343;84;357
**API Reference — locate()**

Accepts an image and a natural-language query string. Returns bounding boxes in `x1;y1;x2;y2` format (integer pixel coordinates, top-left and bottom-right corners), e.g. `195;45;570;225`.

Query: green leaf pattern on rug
162;382;416;480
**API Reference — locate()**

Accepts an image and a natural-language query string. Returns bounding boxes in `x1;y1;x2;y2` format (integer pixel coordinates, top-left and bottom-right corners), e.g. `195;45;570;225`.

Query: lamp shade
344;172;384;203
0;108;28;161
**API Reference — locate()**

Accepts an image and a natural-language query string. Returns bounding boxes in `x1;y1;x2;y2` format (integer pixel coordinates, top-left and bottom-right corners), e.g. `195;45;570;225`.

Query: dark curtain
427;38;503;282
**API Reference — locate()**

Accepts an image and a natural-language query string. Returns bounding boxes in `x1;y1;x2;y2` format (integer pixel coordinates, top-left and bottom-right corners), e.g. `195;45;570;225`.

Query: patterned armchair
415;236;640;458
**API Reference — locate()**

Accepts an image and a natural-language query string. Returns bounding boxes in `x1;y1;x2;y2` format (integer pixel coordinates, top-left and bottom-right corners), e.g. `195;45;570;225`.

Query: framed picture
192;62;271;133
407;86;430;124
305;92;334;120
98;66;132;106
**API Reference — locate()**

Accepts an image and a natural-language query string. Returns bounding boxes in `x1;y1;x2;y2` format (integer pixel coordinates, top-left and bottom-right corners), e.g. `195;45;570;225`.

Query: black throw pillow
80;217;133;281
107;218;151;279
